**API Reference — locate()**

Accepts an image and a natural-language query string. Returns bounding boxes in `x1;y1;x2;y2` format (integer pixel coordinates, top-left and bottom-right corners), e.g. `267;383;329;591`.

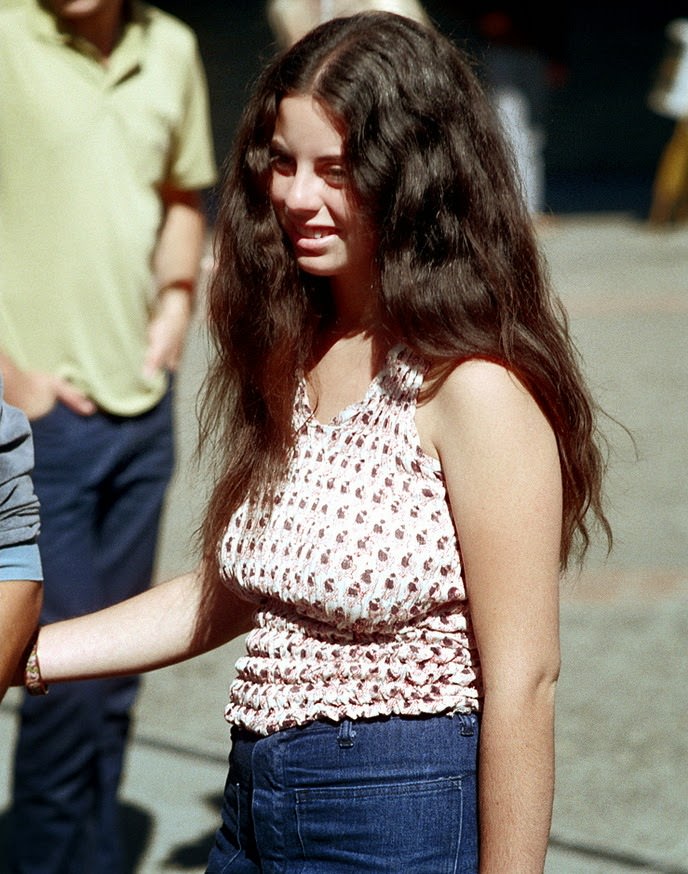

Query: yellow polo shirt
0;0;217;415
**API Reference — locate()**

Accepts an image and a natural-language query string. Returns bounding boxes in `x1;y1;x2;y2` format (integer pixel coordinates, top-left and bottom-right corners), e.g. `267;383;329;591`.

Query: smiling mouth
296;226;332;240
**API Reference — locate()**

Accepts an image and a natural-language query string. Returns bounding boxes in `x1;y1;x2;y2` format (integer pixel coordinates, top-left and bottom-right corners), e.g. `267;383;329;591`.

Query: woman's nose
284;169;321;213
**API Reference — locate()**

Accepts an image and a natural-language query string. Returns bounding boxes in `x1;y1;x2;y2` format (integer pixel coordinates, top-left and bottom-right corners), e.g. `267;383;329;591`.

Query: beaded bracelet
25;633;49;696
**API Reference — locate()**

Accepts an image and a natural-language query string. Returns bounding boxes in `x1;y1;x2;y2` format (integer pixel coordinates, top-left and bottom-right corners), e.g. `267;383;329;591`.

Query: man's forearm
154;188;207;294
0;579;42;701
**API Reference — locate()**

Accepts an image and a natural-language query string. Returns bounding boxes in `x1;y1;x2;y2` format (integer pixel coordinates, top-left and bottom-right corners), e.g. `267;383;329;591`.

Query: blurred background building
154;0;687;219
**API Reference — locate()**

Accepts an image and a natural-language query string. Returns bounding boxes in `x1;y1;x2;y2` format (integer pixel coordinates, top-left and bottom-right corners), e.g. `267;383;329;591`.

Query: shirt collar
28;0;147;84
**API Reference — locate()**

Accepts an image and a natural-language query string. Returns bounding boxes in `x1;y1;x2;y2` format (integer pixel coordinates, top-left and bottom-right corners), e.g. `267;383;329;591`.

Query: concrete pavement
1;213;686;873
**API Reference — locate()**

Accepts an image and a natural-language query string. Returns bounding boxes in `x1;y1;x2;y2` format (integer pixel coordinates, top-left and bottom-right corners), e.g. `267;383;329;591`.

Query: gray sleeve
0;377;41;549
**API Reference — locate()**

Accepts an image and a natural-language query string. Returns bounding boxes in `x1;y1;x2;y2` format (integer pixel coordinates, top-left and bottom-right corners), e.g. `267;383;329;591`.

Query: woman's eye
323;165;347;185
270;153;294;175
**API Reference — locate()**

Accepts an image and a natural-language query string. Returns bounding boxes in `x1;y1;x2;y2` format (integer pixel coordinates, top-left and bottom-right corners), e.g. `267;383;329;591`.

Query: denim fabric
9;391;174;874
206;712;479;874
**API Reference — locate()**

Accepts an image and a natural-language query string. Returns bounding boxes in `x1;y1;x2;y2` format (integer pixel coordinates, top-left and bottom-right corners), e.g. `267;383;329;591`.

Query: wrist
24;629;49;696
157;278;196;297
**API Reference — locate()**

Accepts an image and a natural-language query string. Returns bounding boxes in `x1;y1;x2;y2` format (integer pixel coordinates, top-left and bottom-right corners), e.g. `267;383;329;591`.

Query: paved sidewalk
1;213;686;873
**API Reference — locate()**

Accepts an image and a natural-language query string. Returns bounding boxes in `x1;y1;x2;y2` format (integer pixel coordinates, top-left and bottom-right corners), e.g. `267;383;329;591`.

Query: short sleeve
0;543;43;582
166;41;218;192
0;381;42;552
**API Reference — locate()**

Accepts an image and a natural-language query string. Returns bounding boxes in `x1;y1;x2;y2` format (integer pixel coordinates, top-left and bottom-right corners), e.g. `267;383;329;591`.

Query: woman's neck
327;272;379;336
310;317;391;375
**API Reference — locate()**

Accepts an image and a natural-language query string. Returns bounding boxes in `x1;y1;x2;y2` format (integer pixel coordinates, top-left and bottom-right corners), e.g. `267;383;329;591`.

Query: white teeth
300;228;325;239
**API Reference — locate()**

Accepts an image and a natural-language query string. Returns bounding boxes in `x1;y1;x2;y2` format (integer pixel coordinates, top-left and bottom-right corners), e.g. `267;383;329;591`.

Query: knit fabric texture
220;345;481;735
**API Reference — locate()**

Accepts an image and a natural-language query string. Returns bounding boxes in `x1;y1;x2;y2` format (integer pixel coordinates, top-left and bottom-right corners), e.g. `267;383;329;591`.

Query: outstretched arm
422;359;562;874
28;567;255;685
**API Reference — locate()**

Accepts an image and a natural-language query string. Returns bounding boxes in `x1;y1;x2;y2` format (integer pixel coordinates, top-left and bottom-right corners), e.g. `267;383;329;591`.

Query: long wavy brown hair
199;11;610;580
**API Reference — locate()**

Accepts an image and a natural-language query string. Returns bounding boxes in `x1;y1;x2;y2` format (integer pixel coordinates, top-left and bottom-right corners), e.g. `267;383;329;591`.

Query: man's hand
10;371;96;420
142;288;193;379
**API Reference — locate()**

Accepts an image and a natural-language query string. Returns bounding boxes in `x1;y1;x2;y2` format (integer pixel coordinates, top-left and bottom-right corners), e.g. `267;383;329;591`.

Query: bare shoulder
419;359;555;460
436;358;536;411
421;361;562;580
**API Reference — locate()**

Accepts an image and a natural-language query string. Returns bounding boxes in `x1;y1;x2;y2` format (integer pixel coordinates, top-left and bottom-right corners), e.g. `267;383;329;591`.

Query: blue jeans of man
206;712;479;874
8;391;175;874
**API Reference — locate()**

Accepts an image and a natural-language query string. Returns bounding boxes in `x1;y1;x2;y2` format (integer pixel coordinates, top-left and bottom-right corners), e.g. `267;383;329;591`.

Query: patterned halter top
220;345;481;735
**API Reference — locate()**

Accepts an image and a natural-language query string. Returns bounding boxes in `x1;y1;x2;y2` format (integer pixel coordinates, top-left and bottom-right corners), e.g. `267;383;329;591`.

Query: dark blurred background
155;1;686;218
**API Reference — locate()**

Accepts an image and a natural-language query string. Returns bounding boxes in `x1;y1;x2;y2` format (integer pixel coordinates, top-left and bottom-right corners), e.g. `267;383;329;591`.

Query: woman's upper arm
427;360;562;695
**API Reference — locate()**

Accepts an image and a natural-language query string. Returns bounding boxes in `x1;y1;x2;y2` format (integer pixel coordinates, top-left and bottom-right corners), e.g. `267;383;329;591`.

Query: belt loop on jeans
457;712;476;737
337;719;356;749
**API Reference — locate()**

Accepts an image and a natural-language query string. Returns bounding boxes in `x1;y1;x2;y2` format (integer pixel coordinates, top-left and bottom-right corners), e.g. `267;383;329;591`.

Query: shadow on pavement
549;834;688;874
121;802;154;874
0;802;153;874
163;793;223;870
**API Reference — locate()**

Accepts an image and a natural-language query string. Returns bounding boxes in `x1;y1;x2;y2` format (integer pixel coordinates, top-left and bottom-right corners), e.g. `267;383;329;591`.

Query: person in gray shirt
0;375;42;700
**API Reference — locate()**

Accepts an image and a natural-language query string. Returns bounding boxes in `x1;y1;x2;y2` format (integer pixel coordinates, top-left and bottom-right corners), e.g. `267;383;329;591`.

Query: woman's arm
422;360;562;874
31;567;255;685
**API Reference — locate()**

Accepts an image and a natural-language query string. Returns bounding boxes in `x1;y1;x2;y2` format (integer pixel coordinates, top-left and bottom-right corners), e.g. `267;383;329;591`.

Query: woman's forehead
272;95;345;152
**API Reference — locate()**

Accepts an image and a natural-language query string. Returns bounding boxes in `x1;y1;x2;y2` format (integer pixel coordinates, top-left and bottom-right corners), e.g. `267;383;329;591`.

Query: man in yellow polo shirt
0;1;217;870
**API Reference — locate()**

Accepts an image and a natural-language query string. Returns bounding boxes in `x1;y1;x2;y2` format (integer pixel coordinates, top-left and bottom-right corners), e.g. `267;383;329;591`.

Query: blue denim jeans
206;712;479;874
9;390;175;874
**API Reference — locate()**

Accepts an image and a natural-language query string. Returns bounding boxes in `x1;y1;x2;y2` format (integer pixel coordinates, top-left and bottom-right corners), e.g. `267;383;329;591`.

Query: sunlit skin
269;94;378;323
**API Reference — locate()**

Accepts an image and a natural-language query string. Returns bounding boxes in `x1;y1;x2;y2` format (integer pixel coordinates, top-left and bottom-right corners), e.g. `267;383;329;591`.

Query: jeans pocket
295;775;473;873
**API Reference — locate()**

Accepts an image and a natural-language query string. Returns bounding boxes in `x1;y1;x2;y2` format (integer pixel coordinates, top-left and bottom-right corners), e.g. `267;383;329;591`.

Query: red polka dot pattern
220;346;481;735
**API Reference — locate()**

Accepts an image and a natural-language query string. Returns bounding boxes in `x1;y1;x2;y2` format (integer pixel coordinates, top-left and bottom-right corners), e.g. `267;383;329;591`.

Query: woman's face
269;94;376;289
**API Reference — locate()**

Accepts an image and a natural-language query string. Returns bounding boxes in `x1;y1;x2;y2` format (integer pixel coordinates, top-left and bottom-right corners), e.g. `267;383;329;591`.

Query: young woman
18;12;609;872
